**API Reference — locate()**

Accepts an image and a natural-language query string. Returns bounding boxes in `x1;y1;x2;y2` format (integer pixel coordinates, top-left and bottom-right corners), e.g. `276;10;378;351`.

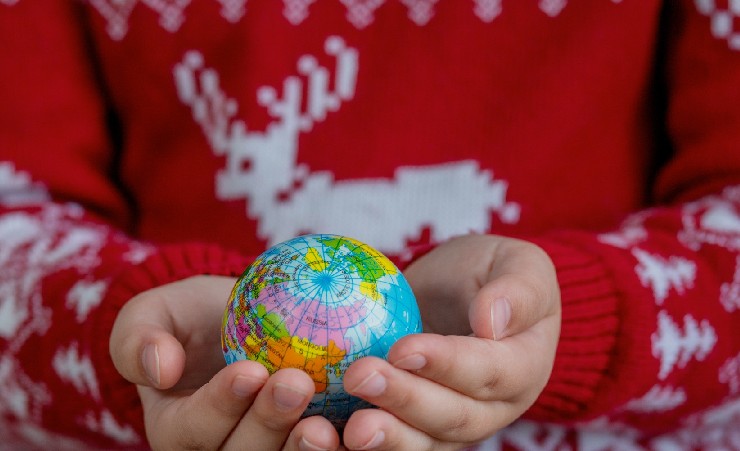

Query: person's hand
109;275;341;451
341;234;561;450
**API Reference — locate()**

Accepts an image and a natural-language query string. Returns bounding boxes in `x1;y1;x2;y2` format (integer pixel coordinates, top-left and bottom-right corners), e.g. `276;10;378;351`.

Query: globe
221;233;422;425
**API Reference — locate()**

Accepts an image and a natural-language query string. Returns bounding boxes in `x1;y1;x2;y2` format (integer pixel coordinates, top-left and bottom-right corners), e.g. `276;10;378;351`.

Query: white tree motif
0;163;49;207
719;352;740;395
575;416;644;451
52;342;101;401
720;255;740;312
0;355;50;421
475;419;568;451
0;421;90;451
650;397;740;451
598;211;651;249
65;279;108;323
621;384;687;413
633;248;696;305
80;409;140;445
652;310;717;380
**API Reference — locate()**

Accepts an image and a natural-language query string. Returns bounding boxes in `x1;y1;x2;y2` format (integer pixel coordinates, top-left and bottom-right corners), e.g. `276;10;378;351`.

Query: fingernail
350;371;386;398
299;437;329;451
273;383;310;411
393;353;427;371
357;430;385;450
142;344;160;386
491;298;512;340
231;374;263;398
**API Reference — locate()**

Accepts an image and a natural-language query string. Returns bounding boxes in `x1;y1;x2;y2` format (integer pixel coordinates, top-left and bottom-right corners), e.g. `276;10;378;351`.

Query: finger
139;360;268;451
468;240;560;340
387;333;526;401
282;415;341;451
343;408;455;451
223;368;316;451
110;294;186;389
109;276;235;389
391;332;558;409
344;357;499;443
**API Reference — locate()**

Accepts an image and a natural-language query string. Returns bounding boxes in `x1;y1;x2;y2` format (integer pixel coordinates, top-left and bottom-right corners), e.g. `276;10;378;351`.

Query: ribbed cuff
524;235;655;422
91;243;250;436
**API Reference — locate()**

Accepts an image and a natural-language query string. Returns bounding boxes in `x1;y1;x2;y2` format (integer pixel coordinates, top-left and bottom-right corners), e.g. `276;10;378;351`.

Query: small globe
221;234;422;425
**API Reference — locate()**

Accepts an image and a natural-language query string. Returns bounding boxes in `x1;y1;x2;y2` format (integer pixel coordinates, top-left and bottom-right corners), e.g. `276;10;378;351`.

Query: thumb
109;292;187;389
468;241;560;340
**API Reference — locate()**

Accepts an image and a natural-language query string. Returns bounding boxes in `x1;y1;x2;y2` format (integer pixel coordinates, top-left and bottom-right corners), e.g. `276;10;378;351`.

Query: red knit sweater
0;1;738;449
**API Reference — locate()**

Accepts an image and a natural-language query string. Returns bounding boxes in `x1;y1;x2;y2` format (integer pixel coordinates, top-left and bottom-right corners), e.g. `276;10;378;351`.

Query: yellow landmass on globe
305;247;328;271
360;281;381;302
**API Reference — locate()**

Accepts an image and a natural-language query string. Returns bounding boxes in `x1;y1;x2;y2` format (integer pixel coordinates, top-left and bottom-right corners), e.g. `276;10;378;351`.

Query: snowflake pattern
0;163;49;207
283;0;316;24
80;0;628;39
0;165;144;447
679;185;740;252
696;0;740;50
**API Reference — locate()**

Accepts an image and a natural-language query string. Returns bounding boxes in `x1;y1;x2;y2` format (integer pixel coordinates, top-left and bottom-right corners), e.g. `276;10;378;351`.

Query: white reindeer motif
174;36;520;253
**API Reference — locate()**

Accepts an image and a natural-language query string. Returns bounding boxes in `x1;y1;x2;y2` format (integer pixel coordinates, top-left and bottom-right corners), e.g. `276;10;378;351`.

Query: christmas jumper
0;0;739;449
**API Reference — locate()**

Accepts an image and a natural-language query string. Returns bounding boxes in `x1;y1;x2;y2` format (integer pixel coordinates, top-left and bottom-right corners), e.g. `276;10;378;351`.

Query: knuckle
445;403;473;437
479;365;503;398
426;350;455;382
251;407;294;432
383;381;415;410
444;404;491;444
206;390;243;419
176;437;209;451
174;418;209;450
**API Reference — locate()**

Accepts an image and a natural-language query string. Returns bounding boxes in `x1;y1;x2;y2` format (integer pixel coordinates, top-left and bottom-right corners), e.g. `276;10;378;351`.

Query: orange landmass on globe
243;330;346;393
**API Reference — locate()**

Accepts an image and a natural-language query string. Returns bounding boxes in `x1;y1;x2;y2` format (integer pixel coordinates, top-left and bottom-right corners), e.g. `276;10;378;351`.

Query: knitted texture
0;1;738;449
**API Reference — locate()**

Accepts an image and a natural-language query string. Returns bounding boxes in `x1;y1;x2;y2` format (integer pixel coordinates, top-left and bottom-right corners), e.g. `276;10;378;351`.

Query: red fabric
0;0;738;449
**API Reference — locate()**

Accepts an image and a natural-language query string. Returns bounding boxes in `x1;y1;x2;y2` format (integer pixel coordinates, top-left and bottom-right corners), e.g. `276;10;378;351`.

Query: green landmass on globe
221;234;422;425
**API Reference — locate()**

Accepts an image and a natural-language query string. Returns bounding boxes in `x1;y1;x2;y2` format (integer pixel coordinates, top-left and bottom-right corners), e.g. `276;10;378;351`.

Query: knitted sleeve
0;3;248;448
522;0;740;436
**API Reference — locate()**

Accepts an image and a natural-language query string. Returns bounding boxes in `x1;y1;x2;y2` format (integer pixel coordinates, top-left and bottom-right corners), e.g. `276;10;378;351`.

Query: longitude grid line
280;237;323;370
294;266;325;372
308;238;348;369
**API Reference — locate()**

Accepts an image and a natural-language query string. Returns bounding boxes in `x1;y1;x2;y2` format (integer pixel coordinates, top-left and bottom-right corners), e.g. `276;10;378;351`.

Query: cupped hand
341;235;561;450
109;275;340;451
